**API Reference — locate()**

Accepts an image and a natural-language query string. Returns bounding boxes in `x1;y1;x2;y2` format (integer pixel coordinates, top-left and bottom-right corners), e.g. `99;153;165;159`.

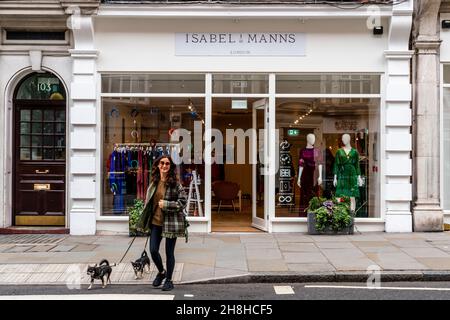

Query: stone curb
178;271;450;285
1;271;450;286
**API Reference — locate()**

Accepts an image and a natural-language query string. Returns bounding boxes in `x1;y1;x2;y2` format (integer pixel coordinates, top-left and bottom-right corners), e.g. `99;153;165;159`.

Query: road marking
0;294;175;300
184;294;194;298
274;286;295;295
305;285;450;292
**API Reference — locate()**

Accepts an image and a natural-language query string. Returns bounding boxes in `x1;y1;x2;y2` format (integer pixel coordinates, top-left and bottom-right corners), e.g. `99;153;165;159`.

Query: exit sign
288;129;299;136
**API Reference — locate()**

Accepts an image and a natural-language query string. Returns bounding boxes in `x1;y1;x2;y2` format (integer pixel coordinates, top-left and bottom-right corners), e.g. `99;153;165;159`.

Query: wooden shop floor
211;199;264;233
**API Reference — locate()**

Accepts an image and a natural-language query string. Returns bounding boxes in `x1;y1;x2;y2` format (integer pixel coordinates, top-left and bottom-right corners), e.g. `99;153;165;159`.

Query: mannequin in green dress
333;134;363;211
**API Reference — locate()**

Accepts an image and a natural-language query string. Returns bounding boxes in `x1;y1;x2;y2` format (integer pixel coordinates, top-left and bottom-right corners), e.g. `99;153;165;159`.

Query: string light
187;98;205;125
293;105;316;126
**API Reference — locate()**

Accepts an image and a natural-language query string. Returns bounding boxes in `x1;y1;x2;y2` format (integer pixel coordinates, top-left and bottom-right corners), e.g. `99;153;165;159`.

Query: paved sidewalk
2;232;450;285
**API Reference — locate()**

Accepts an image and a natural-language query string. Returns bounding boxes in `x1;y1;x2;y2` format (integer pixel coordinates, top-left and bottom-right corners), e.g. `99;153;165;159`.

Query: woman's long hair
151;155;178;187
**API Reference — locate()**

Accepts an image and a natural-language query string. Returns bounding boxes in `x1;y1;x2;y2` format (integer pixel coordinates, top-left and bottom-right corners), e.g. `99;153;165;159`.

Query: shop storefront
0;1;414;235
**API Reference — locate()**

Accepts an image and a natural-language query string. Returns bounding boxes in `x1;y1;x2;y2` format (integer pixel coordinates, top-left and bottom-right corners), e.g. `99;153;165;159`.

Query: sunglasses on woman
159;161;171;167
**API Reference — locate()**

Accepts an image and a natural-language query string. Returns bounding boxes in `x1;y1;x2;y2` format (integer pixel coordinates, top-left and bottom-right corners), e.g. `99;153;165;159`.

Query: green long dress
333;148;361;198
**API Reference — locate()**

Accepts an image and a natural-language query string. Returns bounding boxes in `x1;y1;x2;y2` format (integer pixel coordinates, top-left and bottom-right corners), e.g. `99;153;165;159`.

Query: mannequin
333;133;363;211
297;133;323;216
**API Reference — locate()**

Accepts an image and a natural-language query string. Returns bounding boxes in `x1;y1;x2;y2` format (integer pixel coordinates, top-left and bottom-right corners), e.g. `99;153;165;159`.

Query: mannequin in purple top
297;133;323;216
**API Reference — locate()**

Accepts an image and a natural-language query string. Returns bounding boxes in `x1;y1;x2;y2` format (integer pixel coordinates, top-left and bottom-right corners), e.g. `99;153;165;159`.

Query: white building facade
0;0;415;235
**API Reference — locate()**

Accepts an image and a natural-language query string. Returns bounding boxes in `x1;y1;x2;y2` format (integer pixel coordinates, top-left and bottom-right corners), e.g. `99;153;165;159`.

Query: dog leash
117;234;150;265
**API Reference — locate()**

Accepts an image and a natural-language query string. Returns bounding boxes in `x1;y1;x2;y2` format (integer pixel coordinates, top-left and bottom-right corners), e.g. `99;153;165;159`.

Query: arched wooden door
13;72;66;226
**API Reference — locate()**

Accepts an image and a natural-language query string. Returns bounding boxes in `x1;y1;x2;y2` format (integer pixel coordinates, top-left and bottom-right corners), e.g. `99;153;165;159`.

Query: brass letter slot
35;170;49;174
34;184;50;191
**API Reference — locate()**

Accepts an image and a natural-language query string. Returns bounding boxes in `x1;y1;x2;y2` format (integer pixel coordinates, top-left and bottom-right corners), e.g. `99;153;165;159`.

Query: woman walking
136;155;188;291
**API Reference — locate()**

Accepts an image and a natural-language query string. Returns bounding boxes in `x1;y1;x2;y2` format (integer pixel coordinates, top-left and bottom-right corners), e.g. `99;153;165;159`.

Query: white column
68;15;98;235
412;0;444;232
384;0;414;232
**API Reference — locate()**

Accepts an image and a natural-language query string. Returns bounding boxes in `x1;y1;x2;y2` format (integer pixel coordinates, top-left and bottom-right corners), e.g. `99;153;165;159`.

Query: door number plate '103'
34;184;50;191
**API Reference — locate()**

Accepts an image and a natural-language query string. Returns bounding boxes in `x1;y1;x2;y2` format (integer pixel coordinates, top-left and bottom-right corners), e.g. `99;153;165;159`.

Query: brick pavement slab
279;243;319;252
36;264;70;273
245;249;282;260
3;246;33;253
316;242;357;249
0;273;31;283
351;241;391;248
308;235;351;242
416;258;450;270
175;251;216;267
357;246;402;254
0;245;15;253
329;258;378;271
27;273;62;284
214;267;250;279
247;259;289;272
287;263;336;272
71;244;98;252
321;248;367;260
400;247;450;258
390;240;434;248
181;263;215;282
49;245;76;253
273;235;314;243
283;252;329;264
367;252;428;270
26;245;57;253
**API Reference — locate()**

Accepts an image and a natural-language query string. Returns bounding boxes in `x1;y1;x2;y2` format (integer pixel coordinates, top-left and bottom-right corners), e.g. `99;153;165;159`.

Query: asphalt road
1;282;450;300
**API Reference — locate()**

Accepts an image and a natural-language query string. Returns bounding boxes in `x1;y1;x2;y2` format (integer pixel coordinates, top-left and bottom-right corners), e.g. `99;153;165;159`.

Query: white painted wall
94;18;389;73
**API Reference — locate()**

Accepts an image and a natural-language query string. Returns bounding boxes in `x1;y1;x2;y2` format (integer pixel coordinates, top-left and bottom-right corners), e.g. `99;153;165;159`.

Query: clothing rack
113;142;180;154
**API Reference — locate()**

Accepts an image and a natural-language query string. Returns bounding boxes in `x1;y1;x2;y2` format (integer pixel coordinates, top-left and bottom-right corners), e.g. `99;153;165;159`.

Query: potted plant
306;196;354;235
128;199;148;237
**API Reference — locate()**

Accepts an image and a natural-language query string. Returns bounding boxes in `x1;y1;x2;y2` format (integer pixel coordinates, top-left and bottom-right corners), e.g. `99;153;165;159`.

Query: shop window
101;74;205;94
102;97;205;217
275;98;380;218
276;74;380;95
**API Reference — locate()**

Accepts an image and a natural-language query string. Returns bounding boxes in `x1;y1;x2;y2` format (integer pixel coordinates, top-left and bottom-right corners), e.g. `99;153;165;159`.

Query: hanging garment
299;147;323;216
137;150;144;199
125;150;137;196
109;150;126;213
143;151;149;197
333;147;361;198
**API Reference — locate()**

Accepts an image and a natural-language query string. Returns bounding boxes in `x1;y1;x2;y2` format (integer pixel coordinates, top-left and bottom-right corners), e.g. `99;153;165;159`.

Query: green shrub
309;196;353;232
128;199;145;234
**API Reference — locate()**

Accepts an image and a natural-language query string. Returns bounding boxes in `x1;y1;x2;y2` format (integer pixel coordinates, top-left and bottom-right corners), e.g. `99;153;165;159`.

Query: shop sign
175;33;306;56
231;100;247;109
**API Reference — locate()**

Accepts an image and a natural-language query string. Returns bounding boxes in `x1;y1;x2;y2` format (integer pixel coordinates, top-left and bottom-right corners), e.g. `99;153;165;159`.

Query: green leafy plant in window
128;199;145;236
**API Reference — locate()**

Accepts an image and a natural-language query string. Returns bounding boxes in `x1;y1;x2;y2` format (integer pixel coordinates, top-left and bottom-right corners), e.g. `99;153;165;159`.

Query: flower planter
307;212;354;235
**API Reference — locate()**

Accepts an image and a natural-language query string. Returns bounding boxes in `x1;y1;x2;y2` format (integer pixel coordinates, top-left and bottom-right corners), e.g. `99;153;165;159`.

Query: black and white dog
131;251;151;279
86;259;113;290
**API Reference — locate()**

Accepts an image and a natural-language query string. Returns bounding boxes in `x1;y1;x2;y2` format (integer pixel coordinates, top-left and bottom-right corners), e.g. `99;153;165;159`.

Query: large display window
101;96;205;217
274;97;380;218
